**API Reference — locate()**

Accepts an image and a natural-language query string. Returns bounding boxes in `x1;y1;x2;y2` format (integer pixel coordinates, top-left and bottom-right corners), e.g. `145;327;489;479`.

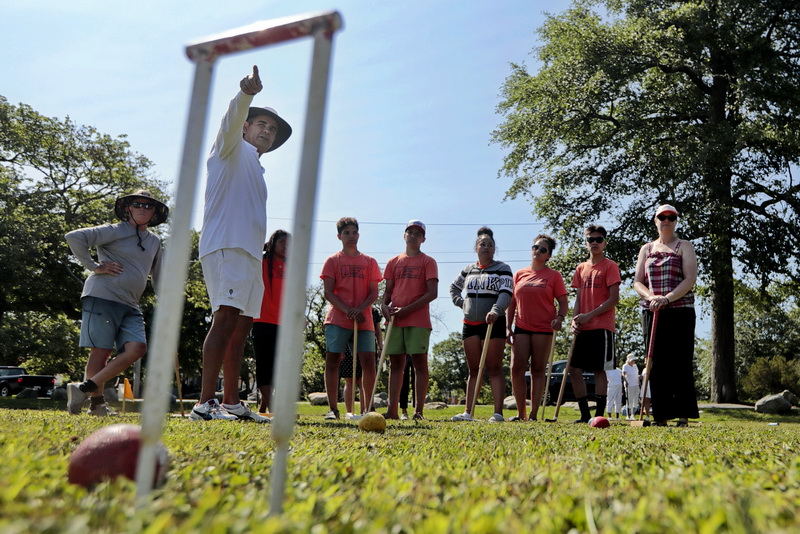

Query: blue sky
3;0;707;345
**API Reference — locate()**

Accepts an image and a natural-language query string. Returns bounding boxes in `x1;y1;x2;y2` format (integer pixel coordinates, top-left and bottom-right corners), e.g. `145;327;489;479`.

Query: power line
269;217;546;227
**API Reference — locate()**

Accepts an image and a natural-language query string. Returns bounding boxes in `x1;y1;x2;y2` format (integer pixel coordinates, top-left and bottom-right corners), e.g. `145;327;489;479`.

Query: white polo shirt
199;91;267;262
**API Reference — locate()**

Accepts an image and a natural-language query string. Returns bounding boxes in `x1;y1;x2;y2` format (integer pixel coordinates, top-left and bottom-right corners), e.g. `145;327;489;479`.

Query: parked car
0;366;56;398
546;360;597;405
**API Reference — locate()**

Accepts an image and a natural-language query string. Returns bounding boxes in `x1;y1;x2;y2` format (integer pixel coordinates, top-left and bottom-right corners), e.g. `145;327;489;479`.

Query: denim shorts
79;296;146;351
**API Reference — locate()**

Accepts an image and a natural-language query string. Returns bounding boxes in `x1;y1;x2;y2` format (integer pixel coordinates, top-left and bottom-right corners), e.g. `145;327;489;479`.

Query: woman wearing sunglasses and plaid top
633;204;699;427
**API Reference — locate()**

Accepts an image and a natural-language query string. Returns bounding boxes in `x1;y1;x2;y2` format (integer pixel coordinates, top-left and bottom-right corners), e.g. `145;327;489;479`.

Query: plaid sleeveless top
641;240;694;309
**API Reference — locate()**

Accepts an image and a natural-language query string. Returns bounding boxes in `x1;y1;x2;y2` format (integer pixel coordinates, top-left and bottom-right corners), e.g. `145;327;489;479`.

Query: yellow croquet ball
358;411;387;433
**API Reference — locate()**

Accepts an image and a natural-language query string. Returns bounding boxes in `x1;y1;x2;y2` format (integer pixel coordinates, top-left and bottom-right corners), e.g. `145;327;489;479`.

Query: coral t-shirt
254;258;284;324
320;251;381;331
570;258;621;332
511;267;567;332
383;252;439;329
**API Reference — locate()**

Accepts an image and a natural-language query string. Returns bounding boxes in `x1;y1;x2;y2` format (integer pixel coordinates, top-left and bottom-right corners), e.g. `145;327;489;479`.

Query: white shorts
201;248;264;318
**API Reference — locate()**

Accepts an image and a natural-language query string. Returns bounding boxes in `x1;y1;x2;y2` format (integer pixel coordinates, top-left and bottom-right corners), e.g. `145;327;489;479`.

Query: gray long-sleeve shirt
65;222;162;309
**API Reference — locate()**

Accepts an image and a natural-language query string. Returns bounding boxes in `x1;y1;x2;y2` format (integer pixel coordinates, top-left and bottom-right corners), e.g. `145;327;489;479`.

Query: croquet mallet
631;309;659;427
467;322;494;418
545;333;577;422
369;315;395;411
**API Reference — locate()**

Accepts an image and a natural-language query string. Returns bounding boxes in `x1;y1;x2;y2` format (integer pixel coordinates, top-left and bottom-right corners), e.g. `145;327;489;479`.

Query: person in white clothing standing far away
622;353;641;420
191;66;292;422
605;366;623;419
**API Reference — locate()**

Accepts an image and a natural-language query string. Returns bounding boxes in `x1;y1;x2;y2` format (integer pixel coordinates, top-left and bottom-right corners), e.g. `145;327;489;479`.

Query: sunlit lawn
1;398;798;533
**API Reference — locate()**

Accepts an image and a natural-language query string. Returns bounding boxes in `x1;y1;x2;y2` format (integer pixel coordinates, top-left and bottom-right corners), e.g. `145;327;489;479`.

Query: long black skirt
641;307;700;420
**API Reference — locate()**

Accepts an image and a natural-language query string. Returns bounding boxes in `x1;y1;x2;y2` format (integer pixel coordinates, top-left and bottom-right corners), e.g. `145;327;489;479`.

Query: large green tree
0;96;167;371
494;0;800;401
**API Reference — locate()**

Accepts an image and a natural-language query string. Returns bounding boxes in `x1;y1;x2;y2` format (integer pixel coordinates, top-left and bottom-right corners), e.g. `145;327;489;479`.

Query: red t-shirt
254;258;284;324
320;251;381;331
570;257;622;332
511;267;567;332
383;252;438;329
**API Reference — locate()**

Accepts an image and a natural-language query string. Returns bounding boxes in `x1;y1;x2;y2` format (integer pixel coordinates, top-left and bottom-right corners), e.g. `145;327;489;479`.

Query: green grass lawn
1;399;798;533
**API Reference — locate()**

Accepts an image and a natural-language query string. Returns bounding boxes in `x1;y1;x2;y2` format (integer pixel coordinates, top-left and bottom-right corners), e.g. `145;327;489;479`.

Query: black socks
79;379;98;393
576;396;591;422
595;395;607;417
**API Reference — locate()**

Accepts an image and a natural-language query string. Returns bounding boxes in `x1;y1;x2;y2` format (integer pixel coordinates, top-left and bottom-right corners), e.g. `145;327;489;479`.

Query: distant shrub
739;356;800;402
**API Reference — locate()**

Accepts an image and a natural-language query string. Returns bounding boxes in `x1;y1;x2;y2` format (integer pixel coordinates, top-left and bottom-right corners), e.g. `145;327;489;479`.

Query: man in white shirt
622;353;640;420
191;66;292;423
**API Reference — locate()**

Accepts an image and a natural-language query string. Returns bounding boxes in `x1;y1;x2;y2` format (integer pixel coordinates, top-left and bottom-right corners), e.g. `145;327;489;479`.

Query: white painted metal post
269;26;336;516
135;58;214;499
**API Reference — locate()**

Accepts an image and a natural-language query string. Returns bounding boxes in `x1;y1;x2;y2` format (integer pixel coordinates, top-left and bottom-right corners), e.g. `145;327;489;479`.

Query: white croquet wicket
134;11;343;506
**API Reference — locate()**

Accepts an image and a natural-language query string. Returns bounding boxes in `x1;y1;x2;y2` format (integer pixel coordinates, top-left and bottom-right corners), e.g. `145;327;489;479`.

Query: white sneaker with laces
67;383;88;415
87;402;118;417
222;402;271;423
190;399;238;421
345;412;362;421
488;413;505;423
451;412;476;422
324;410;340;420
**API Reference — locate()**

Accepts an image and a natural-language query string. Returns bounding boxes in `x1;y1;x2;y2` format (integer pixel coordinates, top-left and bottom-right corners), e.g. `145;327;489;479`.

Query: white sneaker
67;383;87;415
324;410;340;420
87;402;118;417
488;413;505;423
451;412;476;422
345;412;362;421
190;399;238;421
221;402;271;423
400;413;409;421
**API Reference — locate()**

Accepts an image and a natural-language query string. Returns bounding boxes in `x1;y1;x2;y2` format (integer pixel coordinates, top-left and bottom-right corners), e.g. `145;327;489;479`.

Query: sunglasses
532;244;549;254
586;236;605;244
131;201;156;210
657;214;677;221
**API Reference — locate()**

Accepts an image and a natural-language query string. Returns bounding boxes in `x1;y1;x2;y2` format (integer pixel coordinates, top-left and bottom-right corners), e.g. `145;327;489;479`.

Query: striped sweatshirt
450;261;514;323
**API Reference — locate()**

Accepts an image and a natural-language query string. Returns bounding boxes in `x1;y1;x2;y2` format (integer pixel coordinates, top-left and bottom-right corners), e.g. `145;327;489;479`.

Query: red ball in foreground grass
588;416;610;428
68;424;169;488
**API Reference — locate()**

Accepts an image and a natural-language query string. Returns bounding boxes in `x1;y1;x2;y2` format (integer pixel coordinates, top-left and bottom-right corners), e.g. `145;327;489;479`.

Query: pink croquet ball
68;424;169;488
588;416;610;428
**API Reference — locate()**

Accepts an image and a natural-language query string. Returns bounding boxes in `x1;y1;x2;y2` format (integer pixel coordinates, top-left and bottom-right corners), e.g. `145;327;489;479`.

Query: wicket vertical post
269;26;337;515
135;58;213;499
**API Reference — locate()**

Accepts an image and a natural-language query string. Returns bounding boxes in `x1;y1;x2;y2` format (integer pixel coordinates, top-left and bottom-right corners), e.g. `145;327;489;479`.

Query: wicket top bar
186;10;343;63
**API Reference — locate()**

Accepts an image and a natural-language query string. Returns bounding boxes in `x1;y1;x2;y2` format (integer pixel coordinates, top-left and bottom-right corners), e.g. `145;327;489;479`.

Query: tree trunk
709;234;738;403
707;38;739;403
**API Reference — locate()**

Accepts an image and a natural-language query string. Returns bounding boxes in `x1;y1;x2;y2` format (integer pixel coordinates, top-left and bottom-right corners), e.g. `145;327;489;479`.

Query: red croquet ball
588;416;610;428
68;424;169;488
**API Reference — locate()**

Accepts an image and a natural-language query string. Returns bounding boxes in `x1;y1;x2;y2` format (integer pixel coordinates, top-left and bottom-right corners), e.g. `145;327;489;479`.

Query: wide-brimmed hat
114;190;169;227
247;106;292;152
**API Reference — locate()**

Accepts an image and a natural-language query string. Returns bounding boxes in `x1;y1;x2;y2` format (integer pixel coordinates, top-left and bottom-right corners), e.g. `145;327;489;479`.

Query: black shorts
513;326;553;336
462;316;507;341
571;328;615;372
252;322;278;387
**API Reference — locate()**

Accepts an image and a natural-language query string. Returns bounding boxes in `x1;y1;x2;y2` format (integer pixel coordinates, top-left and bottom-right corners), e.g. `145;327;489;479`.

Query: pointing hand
240;65;263;95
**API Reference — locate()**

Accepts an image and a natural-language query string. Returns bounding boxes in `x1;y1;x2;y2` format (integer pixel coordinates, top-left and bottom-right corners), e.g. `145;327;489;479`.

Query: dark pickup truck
0;366;56;397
